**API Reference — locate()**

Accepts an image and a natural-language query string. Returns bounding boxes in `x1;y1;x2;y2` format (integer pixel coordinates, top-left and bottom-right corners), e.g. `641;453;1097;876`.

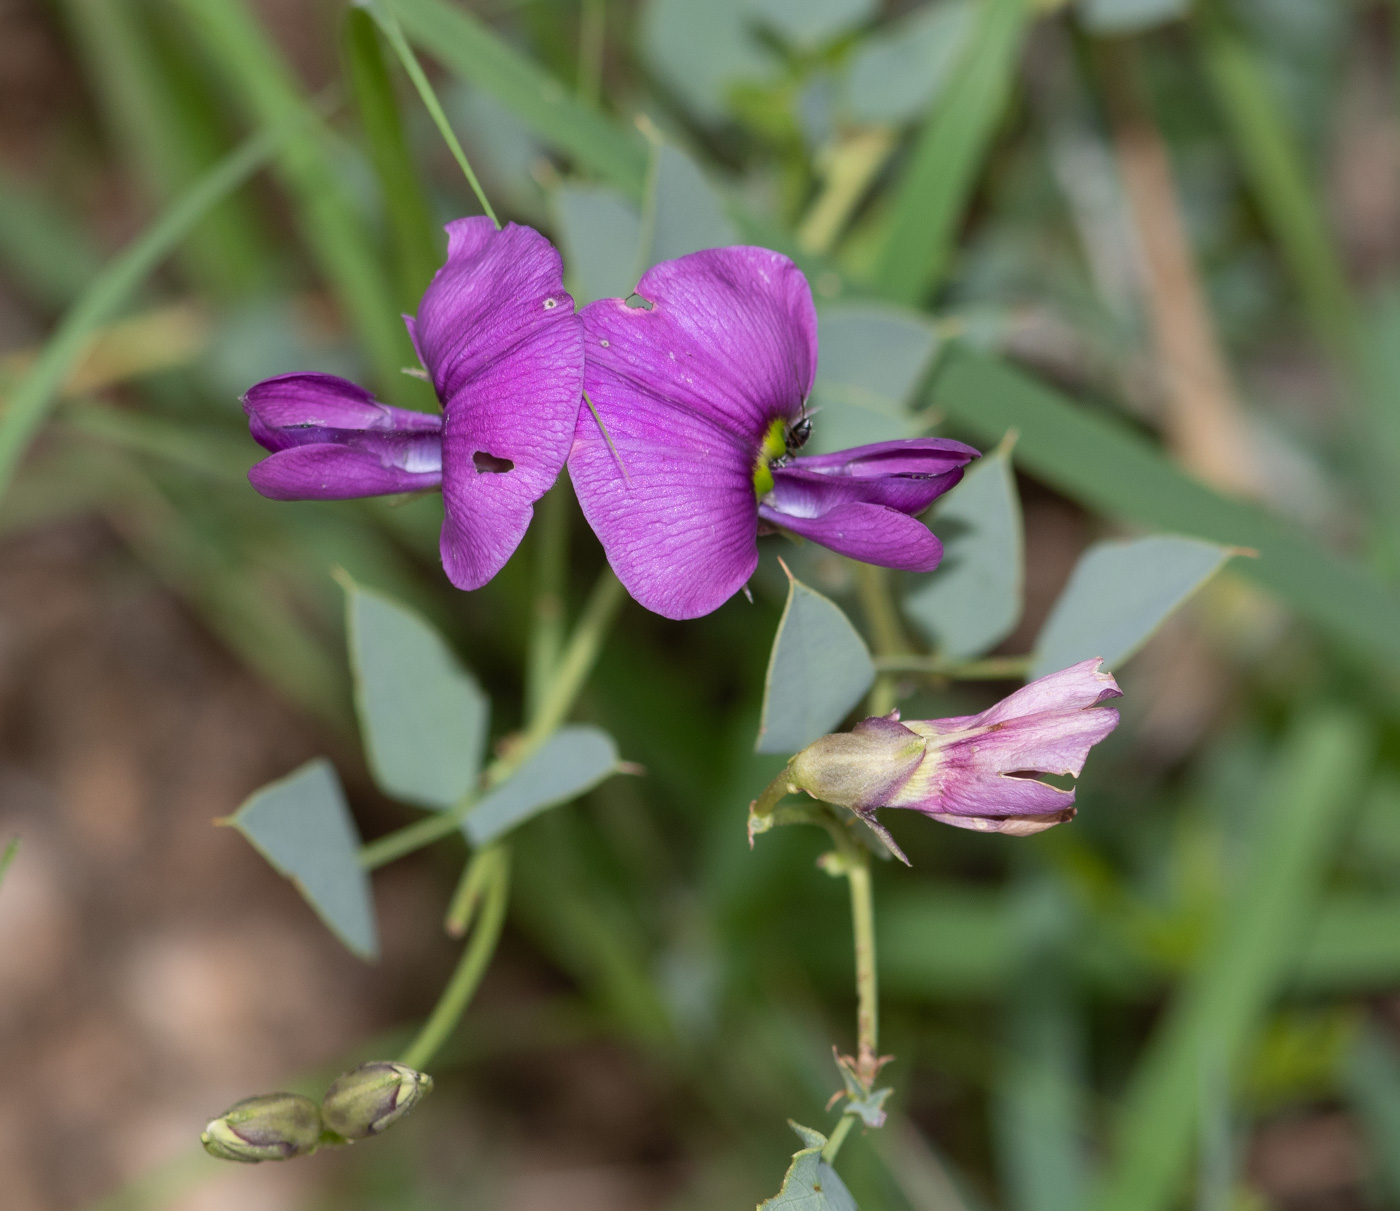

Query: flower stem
398;843;510;1070
364;0;500;227
847;851;878;1072
358;565;627;870
821;1113;856;1164
874;654;1031;679
854;563;907;716
526;476;571;723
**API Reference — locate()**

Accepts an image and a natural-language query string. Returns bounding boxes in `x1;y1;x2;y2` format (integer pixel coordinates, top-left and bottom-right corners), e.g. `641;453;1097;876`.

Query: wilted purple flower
787;659;1122;849
243;219;583;591
567;246;978;619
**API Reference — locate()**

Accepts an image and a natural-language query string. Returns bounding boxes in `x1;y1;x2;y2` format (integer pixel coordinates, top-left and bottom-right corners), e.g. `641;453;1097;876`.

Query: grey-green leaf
761;1122;860;1210
553;183;643;305
640;142;737;275
345;581;489;811
905;450;1023;660
757;570;876;754
226;760;378;961
1030;536;1233;680
809;303;938;453
751;0;876;48
639;0;775;122
465;726;621;846
1076;0;1188;36
844;0;976;125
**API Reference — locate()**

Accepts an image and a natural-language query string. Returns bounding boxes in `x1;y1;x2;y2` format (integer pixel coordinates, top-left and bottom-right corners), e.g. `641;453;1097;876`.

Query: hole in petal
543;297;558;309
624;293;654;310
472;451;515;474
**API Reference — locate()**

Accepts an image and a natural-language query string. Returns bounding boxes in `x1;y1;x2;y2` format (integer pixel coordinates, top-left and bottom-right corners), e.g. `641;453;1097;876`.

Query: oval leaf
641;142;738;274
226;759;378;961
465;725;621;846
757;568;876;754
844;0;976;125
345;580;489;810
760;1122;860;1210
904;450;1023;660
1030;535;1234;680
552;183;643;306
809;303;938;453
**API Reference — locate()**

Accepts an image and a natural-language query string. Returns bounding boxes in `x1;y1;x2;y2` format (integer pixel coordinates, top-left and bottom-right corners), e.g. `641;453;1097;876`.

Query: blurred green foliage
7;0;1400;1208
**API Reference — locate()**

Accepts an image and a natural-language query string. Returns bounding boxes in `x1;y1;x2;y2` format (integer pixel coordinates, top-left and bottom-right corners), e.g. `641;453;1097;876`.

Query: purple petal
243;373;441;452
934;659;1124;731
768;460;963;516
761;500;944;571
411;219;584;590
569;376;760;618
580;245;818;447
249;444;441;500
791;438;980;478
908;707;1122;781
242;373;443;500
923;808;1076;836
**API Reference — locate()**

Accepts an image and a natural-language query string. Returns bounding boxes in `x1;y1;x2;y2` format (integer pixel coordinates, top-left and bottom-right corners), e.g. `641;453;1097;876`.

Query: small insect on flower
568;246;978;619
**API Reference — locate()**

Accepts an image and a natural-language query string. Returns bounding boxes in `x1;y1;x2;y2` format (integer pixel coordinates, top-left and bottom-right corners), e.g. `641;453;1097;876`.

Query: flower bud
320;1062;433;1141
201;1093;323;1163
788;713;926;811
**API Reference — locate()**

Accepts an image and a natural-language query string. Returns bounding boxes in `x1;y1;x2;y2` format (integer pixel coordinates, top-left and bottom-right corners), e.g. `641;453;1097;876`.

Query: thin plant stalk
399;844;511;1070
855;563;906;716
874;654;1031;679
363;0;500;227
525;475;571;723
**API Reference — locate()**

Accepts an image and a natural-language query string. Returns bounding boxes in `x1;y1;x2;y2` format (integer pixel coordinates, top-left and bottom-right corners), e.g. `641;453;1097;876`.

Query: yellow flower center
753;417;787;498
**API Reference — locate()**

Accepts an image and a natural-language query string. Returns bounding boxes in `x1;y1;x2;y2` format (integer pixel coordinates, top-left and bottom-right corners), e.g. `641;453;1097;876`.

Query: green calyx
753;417;787;498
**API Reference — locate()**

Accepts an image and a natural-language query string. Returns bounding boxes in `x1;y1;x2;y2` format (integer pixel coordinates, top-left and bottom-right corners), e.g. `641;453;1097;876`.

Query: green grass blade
362;0;499;226
1340;1024;1400;1206
868;0;1032;303
342;5;443;306
0;124;288;509
389;0;647;198
928;347;1400;670
171;0;408;391
1194;2;1358;362
59;0;271;296
1091;708;1372;1211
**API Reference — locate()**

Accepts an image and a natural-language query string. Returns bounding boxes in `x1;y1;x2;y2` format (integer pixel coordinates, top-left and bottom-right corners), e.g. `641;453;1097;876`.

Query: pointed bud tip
201;1093;323;1163
321;1062;433;1141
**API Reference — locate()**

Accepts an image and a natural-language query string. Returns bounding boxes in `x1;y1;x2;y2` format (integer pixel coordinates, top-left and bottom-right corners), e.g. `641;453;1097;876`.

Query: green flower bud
788;713;926;811
321;1062;433;1141
201;1093;323;1163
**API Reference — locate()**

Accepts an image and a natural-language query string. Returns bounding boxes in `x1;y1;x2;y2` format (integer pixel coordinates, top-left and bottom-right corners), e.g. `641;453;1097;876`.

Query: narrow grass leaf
343;6;442;306
1030;536;1232;680
172;0;407;391
343;578;489;811
869;0;1032;302
465;726;621;846
390;0;648;197
809;303;939;452
1091;708;1372;1211
906;450;1023;660
928;347;1400;670
226;758;379;960
1194;4;1357;361
0;124;285;507
757;568;876;754
552;183;643;304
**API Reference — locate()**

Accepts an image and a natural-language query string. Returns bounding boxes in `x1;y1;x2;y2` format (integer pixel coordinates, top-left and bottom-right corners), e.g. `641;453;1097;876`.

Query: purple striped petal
790;438;980;478
242;373;442;500
410;219;585;590
570;246;818;618
760;499;944;570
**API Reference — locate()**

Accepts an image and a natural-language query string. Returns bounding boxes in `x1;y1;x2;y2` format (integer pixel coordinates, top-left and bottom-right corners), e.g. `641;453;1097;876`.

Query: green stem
822;1113;856;1164
847;853;878;1070
854;563;906;716
358;565;626;869
365;0;499;227
578;0;605;106
398;844;510;1070
526;476;571;723
874;654;1031;679
443;842;499;936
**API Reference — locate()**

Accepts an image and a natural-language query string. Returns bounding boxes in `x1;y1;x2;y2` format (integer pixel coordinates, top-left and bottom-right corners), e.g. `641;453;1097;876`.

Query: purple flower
567;247;978;619
243;219;583;591
787;659;1122;848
